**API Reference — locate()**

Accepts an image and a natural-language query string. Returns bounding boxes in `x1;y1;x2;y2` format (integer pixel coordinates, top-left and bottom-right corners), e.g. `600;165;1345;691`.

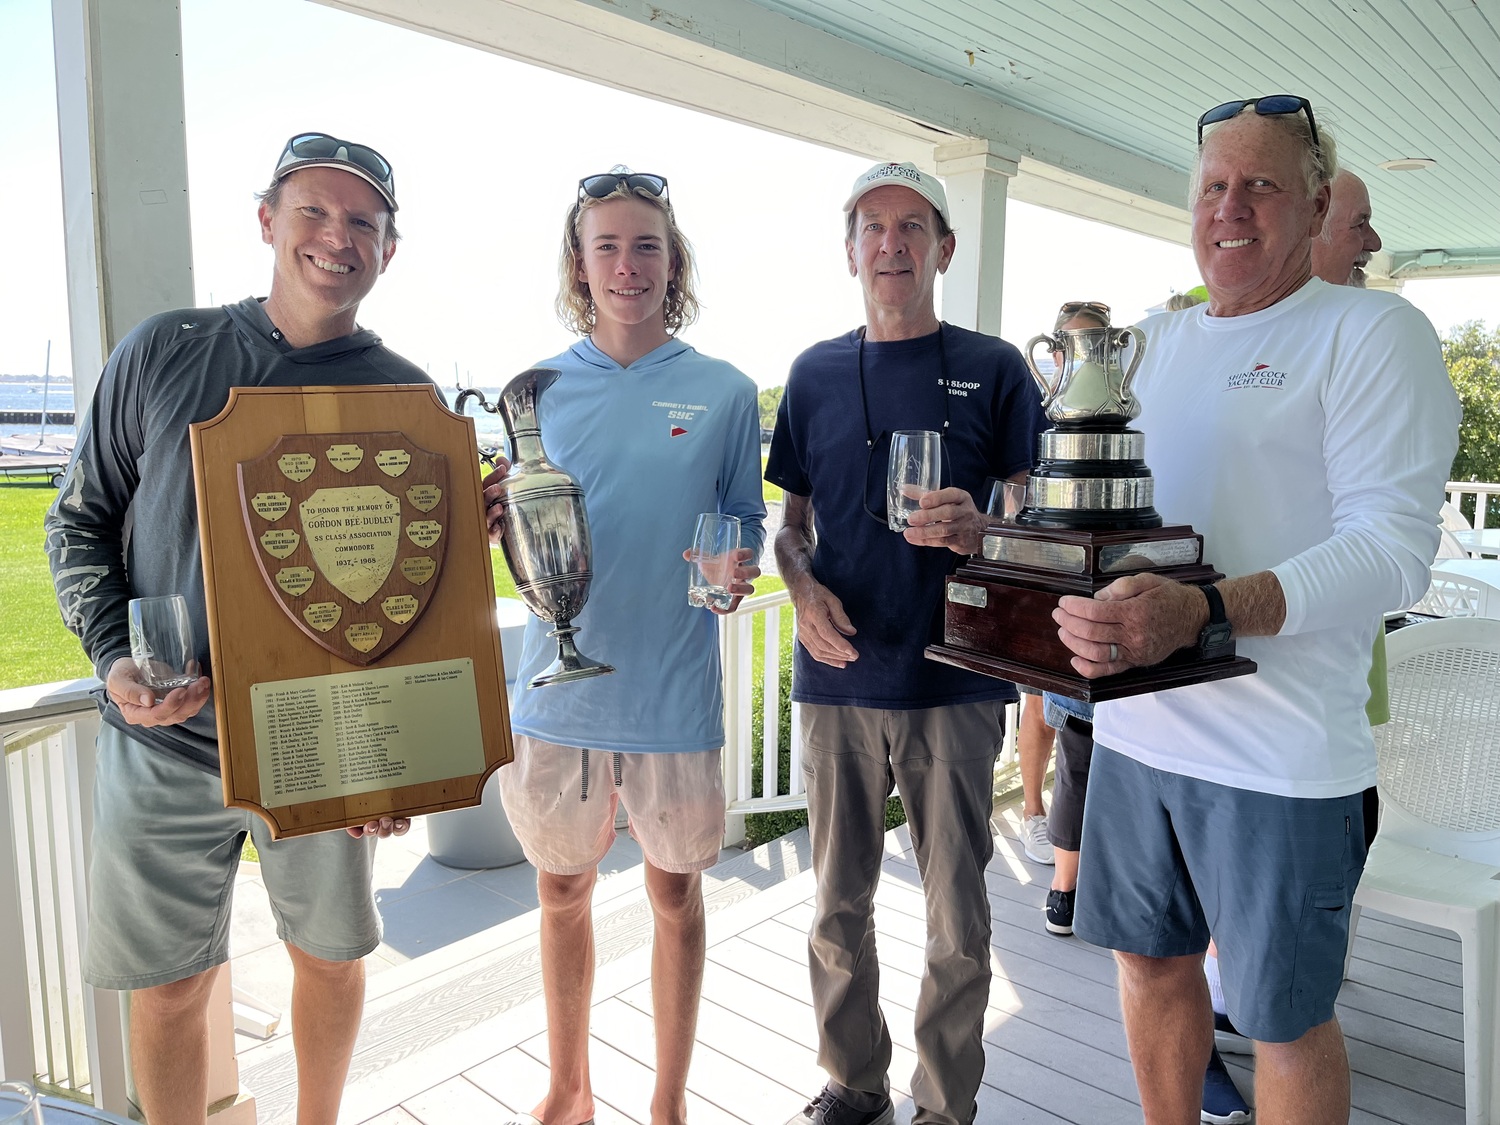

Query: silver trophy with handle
457;368;614;688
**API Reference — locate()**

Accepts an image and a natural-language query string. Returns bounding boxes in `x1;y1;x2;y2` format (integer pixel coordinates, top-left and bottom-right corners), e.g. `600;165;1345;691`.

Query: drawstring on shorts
578;749;625;802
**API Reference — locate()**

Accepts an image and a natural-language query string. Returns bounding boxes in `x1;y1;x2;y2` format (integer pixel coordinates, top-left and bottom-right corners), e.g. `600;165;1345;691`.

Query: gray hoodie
45;297;430;773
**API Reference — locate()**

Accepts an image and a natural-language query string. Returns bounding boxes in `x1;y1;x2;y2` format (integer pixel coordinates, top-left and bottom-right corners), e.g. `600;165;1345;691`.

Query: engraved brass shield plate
239;432;450;664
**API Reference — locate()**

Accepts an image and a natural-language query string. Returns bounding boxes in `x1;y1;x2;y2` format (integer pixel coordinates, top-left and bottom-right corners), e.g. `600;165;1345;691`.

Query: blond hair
555;182;700;337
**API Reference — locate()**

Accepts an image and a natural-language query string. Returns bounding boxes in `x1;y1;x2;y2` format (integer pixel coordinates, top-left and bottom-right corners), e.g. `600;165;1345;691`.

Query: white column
935;139;1019;335
51;0;195;410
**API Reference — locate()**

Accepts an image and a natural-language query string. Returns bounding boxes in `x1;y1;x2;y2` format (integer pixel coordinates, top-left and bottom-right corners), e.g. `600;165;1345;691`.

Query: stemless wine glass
687;513;741;610
128;594;201;696
986;479;1027;523
0;1081;44;1125
887;430;942;532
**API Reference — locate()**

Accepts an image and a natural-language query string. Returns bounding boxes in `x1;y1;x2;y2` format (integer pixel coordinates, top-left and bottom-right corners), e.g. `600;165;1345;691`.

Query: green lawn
0;479;93;689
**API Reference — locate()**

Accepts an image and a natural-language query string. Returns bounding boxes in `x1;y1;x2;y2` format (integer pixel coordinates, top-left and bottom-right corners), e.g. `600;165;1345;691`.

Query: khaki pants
801;700;1004;1125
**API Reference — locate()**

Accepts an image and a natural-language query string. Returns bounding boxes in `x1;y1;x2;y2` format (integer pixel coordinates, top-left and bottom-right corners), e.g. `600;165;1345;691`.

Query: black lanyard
855;322;952;452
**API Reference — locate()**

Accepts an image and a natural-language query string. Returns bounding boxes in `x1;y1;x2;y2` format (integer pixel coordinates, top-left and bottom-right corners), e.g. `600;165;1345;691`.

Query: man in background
1311;169;1382;287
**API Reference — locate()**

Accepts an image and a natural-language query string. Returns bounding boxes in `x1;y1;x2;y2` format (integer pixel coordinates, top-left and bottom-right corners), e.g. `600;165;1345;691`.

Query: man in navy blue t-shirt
767;162;1044;1125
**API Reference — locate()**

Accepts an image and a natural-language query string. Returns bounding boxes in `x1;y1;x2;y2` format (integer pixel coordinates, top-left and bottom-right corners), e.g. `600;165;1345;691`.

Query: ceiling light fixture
1378;157;1437;172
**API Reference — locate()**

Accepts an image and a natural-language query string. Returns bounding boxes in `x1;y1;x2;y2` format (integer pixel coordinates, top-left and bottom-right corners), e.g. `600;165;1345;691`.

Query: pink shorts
498;735;726;875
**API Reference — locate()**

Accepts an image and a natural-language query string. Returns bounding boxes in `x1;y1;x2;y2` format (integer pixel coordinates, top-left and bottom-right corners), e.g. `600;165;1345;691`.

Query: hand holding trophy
925;303;1255;702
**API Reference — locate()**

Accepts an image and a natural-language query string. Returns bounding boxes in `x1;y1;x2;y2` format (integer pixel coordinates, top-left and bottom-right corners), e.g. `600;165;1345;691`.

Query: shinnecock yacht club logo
1224;362;1288;391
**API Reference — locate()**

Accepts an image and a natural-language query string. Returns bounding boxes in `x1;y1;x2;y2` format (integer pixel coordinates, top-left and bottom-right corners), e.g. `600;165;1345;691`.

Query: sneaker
1201;1045;1252;1124
1213;1009;1254;1056
785;1086;895;1125
1044;888;1075;935
1021;813;1055;864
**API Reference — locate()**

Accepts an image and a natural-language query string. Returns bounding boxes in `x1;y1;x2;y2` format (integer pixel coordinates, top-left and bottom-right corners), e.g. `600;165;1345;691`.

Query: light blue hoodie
508;337;766;753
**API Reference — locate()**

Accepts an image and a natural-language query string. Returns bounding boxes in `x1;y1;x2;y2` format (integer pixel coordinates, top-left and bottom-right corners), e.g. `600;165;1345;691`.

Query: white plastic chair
1442;500;1475;532
1432;561;1500;619
1411;573;1486;618
1352;617;1500;1124
1439;526;1472;560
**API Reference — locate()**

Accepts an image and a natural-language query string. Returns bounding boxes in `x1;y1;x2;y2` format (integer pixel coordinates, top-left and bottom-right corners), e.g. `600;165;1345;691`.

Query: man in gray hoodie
46;132;421;1125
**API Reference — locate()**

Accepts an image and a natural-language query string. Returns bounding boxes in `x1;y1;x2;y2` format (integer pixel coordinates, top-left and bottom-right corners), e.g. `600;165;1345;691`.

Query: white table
1453;527;1500;557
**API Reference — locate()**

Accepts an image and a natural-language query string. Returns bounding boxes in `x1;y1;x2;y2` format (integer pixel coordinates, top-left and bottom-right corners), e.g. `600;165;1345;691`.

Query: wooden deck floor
240;812;1467;1125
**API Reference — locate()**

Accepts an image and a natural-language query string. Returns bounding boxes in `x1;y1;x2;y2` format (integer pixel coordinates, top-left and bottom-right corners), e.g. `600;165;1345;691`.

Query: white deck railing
0;679;127;1114
718;588;1019;845
1447;480;1500;529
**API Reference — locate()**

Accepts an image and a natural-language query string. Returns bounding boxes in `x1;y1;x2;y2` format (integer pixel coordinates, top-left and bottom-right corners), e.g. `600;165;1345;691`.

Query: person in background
1015;690;1056;865
1311;170;1382;288
45;132;415;1125
483;167;764;1125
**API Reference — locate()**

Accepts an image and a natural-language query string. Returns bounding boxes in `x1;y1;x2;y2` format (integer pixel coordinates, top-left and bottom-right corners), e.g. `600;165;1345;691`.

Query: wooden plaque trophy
191;384;511;838
925;310;1256;702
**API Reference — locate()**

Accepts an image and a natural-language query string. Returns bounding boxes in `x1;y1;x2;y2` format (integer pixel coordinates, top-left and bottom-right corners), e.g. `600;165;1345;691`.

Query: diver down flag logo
670;425;688;437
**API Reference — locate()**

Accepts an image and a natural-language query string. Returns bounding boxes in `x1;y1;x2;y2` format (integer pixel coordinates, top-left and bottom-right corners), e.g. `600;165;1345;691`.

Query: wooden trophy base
925;522;1256;703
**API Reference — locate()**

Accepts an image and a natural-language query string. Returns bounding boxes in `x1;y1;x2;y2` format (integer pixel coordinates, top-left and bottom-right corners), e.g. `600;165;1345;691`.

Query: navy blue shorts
1074;744;1369;1043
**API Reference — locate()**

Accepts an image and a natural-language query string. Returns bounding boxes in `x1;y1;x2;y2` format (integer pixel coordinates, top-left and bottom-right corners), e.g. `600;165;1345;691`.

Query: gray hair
1164;292;1205;312
1190;107;1338;202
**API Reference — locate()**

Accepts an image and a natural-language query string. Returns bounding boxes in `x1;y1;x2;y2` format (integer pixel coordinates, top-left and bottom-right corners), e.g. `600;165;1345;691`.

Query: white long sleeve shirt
1095;279;1460;797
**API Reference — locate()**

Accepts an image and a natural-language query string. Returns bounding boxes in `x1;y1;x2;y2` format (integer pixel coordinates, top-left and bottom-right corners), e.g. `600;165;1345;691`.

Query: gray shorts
86;723;381;990
1074;744;1369;1043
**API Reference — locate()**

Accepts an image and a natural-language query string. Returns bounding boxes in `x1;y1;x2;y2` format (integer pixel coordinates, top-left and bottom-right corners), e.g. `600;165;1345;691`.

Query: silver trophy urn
457;369;614;688
1018;321;1159;530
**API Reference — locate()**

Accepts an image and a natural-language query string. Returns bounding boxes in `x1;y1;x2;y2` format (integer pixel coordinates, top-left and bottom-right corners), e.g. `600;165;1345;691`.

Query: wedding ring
1108;642;1119;662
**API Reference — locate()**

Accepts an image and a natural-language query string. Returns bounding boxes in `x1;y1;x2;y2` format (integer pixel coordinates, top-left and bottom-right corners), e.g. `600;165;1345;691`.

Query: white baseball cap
843;162;950;227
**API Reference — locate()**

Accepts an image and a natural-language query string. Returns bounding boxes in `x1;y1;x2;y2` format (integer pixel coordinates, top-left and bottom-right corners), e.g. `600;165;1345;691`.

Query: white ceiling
324;0;1500;279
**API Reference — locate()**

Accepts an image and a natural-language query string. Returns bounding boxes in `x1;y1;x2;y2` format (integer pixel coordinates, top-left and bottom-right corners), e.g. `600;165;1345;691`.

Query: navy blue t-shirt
766;323;1045;709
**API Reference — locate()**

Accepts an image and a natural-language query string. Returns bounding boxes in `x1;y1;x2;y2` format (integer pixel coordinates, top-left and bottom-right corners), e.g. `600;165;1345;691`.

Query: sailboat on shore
1;341;77;461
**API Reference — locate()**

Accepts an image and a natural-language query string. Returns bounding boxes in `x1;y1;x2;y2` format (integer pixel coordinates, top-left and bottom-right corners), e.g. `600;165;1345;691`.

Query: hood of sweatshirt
225;296;386;364
566;335;692;374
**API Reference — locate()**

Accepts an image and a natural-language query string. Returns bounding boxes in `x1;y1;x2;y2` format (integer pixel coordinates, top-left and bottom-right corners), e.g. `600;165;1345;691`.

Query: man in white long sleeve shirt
1053;97;1460;1125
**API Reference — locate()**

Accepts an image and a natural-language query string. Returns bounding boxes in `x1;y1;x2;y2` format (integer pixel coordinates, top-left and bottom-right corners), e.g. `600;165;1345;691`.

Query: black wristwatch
1198;584;1232;653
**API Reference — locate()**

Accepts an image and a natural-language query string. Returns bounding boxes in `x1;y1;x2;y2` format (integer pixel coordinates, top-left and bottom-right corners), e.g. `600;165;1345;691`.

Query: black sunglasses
276;133;396;198
1197;95;1320;152
578;171;669;202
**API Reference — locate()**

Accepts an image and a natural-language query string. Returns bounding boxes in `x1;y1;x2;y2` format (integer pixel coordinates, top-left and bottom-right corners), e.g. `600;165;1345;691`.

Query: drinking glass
687;513;741;610
128;594;201;696
986;479;1027;523
0;1081;43;1125
887;430;942;532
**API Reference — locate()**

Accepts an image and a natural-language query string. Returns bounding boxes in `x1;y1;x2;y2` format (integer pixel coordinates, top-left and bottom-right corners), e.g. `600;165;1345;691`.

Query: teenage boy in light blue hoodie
482;168;765;1125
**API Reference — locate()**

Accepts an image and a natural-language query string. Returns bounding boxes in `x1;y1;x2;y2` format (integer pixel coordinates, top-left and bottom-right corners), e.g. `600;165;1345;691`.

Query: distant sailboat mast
38;340;52;448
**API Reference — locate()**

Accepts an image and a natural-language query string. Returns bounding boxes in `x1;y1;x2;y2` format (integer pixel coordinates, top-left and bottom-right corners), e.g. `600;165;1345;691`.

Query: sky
2;0;1497;390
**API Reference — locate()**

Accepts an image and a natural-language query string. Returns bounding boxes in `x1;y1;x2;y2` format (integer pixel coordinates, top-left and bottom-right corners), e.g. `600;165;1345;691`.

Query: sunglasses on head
578;171;669;203
1055;300;1111;330
276;132;395;197
1197;95;1320;152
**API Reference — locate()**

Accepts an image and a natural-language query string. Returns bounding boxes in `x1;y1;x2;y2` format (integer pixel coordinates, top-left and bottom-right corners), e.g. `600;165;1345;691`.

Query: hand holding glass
687;514;741;610
128;595;202;697
888;430;942;532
